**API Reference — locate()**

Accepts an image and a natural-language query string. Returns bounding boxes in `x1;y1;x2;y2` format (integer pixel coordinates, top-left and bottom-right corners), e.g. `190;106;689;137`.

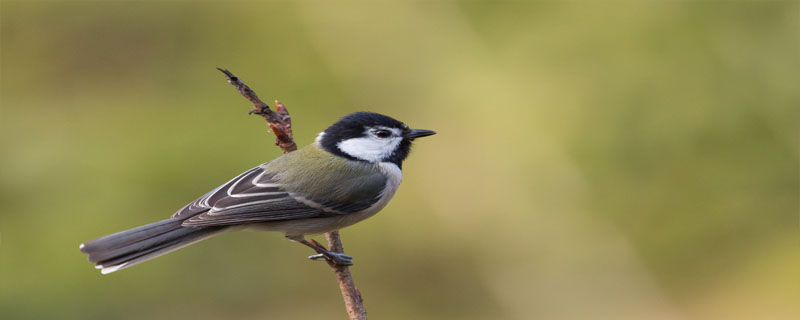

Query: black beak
406;129;436;140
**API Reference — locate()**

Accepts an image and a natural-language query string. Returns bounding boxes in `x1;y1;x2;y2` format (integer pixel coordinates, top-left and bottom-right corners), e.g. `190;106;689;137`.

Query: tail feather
95;229;210;267
86;225;194;263
80;218;226;274
81;219;184;252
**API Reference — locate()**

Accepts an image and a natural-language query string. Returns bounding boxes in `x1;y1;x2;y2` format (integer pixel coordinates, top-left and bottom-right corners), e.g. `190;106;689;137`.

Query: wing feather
171;166;262;219
179;165;330;227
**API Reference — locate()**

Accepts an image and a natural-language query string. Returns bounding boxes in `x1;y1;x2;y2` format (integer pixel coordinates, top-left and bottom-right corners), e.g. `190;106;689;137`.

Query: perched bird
80;112;435;274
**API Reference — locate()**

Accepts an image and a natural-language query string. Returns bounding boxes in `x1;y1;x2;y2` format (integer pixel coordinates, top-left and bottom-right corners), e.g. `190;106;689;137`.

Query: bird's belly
248;209;381;236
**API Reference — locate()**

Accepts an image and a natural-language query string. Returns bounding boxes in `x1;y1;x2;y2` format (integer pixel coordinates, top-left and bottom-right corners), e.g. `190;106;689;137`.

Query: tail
80;218;227;274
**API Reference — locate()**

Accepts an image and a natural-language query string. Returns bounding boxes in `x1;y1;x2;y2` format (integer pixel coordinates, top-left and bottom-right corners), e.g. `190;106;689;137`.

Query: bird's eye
374;129;392;138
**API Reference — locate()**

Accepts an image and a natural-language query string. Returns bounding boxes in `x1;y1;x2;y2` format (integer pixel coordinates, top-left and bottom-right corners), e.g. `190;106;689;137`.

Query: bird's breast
365;161;403;214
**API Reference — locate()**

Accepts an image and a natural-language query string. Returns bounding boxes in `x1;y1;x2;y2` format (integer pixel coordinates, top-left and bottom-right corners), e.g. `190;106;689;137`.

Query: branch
325;231;367;319
216;68;296;153
217;68;366;320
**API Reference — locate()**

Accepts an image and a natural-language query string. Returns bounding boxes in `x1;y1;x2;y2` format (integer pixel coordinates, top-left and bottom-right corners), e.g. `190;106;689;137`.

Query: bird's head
317;112;436;167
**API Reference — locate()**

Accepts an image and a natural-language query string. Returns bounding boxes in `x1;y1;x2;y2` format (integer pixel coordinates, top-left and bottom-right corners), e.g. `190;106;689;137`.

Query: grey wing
179;165;330;227
171;166;262;219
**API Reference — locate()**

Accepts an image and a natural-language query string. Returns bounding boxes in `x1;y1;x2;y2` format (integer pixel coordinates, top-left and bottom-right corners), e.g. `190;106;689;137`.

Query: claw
308;252;354;266
308;254;326;261
327;252;354;266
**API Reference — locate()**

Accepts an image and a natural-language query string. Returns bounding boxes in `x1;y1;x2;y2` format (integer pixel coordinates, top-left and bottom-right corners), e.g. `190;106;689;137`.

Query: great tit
80;112;435;274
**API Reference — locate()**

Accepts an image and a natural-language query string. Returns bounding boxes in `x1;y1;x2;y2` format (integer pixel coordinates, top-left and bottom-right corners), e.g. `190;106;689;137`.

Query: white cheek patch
337;136;402;162
315;132;326;145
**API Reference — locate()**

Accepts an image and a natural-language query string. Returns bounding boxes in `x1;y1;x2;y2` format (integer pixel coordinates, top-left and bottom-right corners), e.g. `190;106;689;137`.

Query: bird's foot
286;235;355;266
308;252;354;266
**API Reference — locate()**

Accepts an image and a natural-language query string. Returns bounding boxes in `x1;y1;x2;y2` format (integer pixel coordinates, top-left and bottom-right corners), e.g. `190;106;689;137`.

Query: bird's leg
285;235;354;266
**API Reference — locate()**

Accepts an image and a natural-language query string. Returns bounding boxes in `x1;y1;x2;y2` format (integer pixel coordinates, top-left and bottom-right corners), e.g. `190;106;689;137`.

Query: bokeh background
1;1;797;319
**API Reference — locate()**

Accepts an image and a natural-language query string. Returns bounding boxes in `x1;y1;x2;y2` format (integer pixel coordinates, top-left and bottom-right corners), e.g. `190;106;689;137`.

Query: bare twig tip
216;68;238;81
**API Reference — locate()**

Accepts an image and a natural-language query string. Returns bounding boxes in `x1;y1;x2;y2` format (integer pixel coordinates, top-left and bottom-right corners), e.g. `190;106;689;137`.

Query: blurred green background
1;1;797;319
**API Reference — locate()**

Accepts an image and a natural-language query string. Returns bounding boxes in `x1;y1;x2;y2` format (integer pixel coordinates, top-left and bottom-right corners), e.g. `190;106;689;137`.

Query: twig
217;68;366;320
326;231;367;319
216;68;296;153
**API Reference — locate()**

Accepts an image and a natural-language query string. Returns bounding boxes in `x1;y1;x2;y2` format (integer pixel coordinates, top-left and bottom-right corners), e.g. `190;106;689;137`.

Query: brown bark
217;68;366;320
216;68;296;153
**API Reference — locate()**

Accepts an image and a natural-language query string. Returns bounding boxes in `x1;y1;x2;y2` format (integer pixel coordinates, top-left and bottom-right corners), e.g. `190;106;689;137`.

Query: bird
79;112;435;274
